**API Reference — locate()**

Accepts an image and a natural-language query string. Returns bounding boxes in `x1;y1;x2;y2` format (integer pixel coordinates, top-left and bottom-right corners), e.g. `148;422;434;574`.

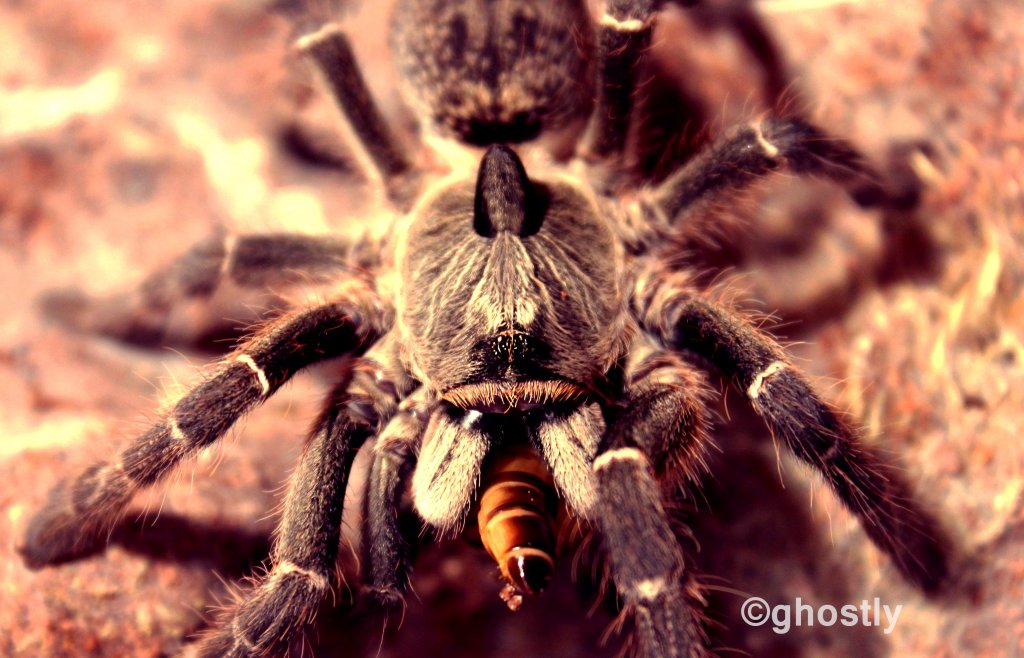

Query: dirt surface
1;0;1022;657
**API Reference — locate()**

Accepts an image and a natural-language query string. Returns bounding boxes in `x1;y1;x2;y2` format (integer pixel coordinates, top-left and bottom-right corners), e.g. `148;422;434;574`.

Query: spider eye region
489;325;537;364
470;324;559;387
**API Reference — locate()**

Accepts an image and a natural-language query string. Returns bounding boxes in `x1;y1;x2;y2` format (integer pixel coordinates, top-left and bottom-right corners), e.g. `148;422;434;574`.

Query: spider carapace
20;0;951;656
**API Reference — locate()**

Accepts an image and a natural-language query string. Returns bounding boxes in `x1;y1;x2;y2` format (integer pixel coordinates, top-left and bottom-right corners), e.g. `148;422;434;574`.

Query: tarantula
21;0;950;656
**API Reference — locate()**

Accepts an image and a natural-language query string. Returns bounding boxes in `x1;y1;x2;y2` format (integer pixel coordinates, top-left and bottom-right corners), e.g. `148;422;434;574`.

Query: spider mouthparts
505;547;554;598
443;380;587;412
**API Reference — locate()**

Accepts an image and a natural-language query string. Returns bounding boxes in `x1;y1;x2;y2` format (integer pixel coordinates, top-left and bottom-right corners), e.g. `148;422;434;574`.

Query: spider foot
19;472;126;568
359;585;406;615
194;564;327;658
39;287;170;345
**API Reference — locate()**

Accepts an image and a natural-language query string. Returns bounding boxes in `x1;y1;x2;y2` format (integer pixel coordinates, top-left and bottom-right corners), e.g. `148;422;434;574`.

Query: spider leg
611;340;713;488
194;381;374;657
583;0;657;161
635;264;951;592
20;292;385;568
682;0;790;106
639;116;894;228
584;342;714;657
592;447;707;658
42;232;358;345
361;396;427;608
297;25;419;207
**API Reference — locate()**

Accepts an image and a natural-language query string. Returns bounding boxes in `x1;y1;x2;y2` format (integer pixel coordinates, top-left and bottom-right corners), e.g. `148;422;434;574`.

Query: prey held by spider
21;1;951;656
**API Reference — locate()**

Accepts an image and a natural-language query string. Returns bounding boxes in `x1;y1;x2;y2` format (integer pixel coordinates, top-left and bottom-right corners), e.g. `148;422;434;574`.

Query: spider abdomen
390;0;595;145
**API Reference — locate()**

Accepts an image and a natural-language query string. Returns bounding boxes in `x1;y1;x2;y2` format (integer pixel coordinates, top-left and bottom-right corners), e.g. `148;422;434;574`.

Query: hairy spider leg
592;446;709;658
635;262;951;593
21;292;385;569
608;340;712;491
584;0;657;161
650;116;894;220
195;380;375;657
684;0;791;107
360;393;427;610
298;25;420;208
42;233;358;345
587;342;714;658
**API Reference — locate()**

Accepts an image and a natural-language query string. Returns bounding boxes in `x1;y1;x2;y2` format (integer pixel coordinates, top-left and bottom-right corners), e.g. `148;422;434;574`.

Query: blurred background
1;0;1022;656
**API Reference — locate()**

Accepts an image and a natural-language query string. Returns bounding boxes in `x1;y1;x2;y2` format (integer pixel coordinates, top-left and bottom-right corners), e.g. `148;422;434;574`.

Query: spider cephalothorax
394;146;629;401
21;1;951;656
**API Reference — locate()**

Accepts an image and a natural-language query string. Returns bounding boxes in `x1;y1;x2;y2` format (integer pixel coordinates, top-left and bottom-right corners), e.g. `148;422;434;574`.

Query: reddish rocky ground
1;0;1021;657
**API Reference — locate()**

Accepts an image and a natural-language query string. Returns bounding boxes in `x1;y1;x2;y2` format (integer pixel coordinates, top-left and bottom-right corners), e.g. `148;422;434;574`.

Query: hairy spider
20;0;951;656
